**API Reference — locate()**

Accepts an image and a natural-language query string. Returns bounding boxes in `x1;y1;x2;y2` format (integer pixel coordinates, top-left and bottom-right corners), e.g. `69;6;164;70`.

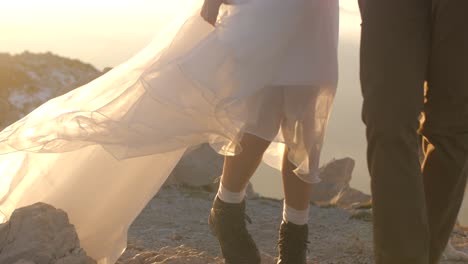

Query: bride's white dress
0;0;338;263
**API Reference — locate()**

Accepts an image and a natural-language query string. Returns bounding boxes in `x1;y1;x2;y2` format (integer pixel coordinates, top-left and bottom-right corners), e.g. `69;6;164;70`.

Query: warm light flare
0;0;361;69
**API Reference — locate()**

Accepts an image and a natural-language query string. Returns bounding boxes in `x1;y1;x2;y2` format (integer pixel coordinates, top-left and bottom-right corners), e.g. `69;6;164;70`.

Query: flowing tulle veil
0;2;204;263
0;0;338;263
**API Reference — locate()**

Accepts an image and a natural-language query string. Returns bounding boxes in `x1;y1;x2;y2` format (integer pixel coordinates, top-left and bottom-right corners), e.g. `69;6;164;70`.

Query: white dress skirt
0;0;339;263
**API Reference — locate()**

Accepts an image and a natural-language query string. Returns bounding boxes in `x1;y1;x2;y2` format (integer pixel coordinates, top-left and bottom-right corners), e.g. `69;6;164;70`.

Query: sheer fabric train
0;0;338;263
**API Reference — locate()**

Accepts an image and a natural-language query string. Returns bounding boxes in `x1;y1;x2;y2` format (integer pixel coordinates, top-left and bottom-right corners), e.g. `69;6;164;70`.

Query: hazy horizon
1;0;362;69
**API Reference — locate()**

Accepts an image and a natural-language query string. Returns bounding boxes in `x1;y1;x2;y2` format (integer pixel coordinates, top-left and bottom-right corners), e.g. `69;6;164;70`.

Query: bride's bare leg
209;133;270;264
221;133;271;192
281;149;312;210
277;147;311;264
281;85;318;210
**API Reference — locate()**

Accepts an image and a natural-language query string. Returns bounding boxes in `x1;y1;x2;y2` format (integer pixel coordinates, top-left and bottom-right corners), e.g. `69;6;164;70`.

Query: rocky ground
0;203;96;264
117;186;468;264
1;182;467;264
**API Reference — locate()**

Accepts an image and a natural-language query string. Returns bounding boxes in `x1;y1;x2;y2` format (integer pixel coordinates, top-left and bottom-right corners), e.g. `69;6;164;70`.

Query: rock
311;158;371;207
102;67;114;74
337;187;372;208
0;203;96;264
444;240;468;262
311;158;355;204
166;144;223;187
453;221;467;236
0;52;101;129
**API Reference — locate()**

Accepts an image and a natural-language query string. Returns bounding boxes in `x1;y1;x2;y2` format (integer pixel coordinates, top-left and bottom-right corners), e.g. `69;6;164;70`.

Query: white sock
217;182;246;204
283;201;310;225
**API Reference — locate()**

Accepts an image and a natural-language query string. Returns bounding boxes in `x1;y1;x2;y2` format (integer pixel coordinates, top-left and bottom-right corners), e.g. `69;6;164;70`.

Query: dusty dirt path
117;186;468;264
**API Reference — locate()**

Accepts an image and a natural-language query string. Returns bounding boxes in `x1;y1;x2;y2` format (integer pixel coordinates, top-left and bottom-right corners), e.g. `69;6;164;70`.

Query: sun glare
0;0;361;69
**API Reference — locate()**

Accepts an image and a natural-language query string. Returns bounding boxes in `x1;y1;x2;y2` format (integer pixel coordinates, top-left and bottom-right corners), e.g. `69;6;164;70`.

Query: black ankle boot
277;221;309;264
208;197;261;264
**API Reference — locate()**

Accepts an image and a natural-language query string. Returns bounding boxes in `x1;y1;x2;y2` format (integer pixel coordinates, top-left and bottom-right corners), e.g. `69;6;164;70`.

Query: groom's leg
421;1;468;263
360;0;431;263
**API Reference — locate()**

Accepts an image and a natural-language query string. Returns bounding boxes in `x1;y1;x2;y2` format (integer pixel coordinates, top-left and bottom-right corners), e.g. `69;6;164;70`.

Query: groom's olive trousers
360;0;468;263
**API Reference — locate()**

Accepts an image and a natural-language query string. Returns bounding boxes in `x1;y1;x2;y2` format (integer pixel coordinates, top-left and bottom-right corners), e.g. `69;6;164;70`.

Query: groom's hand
200;0;228;26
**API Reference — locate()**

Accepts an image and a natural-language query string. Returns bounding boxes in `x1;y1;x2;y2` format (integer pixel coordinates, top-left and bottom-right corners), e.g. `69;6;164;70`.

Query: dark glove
200;0;228;26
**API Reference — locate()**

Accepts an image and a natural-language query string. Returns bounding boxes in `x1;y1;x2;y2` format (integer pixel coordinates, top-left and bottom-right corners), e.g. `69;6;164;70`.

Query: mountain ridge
0;51;102;128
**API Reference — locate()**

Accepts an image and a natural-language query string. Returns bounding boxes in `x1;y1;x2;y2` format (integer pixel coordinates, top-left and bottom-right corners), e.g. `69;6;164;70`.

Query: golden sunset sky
0;0;361;69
